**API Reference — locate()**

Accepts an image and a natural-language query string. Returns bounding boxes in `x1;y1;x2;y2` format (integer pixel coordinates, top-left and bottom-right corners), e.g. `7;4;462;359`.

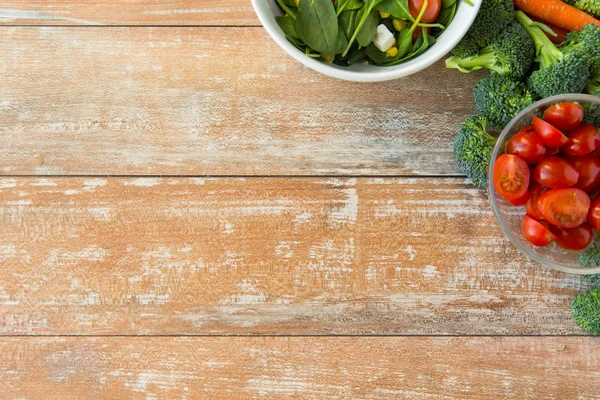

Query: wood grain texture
0;27;484;176
0;1;257;26
0;177;591;335
1;336;600;399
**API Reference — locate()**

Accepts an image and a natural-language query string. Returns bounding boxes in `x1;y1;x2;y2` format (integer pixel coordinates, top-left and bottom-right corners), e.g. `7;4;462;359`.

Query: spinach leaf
282;0;299;6
296;0;343;55
276;15;301;39
356;8;380;47
348;47;367;64
377;0;412;20
336;0;363;15
339;10;358;40
342;0;384;56
275;0;298;18
366;42;396;64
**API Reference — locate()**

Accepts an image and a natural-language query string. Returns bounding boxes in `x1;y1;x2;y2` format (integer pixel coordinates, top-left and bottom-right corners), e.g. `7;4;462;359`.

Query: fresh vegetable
563;24;600;96
563;124;600;155
528;14;569;43
533;157;579;188
525;183;548;219
453;116;498;189
572;289;600;335
473;74;535;129
549;222;593;250
506;129;547;164
581;244;600;267
563;0;600;19
538;187;590;227
521;215;555;246
493;154;531;203
513;0;600;32
585;274;600;286
274;0;462;66
543;102;585;131
445;22;535;79
516;11;591;98
451;0;515;58
532;116;569;147
588;198;600;231
568;155;600;191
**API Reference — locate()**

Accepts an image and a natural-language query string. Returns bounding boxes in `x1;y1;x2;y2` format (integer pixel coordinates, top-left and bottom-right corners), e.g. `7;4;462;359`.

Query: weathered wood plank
1;337;600;399
0;1;257;26
0;27;483;176
0;177;590;335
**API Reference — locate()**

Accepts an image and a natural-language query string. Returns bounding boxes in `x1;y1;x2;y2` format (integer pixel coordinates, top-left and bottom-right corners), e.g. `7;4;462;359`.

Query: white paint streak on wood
0;8;94;24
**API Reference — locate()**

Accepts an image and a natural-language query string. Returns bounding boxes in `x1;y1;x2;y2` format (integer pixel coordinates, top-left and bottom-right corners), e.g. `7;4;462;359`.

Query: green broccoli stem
515;10;562;69
588;75;600;96
446;47;498;72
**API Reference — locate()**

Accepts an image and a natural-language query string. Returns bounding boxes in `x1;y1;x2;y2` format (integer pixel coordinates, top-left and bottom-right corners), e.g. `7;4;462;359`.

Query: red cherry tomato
549;223;593;251
542;102;585;131
411;26;431;43
566;155;600;192
525;184;548;220
521;215;555;246
493;154;530;203
509;189;530;206
409;0;441;22
506;132;547;164
538;188;591;228
518;125;535;135
546;147;561;157
533;116;569;148
562;124;600;156
533;156;579;188
588;198;600;232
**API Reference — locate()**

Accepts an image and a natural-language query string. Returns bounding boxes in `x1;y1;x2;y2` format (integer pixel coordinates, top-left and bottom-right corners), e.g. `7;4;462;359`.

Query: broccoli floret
581;244;600;268
563;0;600;18
473;74;536;130
516;11;591;98
446;22;535;80
583;103;600;126
451;0;514;58
585;275;600;287
564;24;600;95
454;116;498;189
588;75;600;96
572;289;600;335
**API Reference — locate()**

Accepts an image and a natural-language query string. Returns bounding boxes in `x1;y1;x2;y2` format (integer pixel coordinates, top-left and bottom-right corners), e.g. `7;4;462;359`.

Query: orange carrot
528;14;569;43
513;0;600;31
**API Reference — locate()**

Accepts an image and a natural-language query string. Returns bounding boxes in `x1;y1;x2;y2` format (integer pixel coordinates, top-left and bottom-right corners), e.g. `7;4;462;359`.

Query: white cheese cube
373;24;395;52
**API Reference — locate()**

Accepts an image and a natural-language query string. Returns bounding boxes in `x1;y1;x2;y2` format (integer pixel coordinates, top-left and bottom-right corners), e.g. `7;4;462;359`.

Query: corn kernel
379;11;391;18
295;0;300;6
321;54;334;62
386;47;399;57
393;19;406;31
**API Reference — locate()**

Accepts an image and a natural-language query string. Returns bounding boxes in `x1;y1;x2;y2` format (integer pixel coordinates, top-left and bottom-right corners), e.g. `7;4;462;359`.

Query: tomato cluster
493;102;600;251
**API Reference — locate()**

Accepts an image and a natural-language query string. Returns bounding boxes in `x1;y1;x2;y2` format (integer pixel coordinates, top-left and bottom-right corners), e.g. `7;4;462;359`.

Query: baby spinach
276;15;301;39
296;0;343;55
377;0;412;20
339;9;358;39
336;0;364;15
356;8;380;47
275;0;297;18
342;0;384;56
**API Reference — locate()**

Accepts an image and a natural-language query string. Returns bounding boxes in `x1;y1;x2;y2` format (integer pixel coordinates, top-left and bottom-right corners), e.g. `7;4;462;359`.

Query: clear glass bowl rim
489;93;600;275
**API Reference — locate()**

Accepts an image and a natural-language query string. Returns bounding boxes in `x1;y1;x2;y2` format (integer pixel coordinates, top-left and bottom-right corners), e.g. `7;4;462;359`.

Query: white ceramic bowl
251;0;481;82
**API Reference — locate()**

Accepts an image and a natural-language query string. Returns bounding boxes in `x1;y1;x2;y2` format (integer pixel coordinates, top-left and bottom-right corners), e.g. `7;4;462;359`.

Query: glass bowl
489;93;600;275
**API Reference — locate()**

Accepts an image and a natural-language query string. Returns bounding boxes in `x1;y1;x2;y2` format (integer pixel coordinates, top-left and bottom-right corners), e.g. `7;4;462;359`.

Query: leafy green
377;0;412;20
336;0;364;15
339;9;358;39
342;0;384;57
276;15;301;39
296;0;344;55
357;8;380;47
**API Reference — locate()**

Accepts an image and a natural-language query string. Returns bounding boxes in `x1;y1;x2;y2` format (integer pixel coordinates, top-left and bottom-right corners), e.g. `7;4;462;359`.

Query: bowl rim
250;0;482;82
489;93;600;275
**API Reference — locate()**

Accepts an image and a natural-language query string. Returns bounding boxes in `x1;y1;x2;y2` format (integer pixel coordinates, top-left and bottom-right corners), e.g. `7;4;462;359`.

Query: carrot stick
513;0;600;31
528;14;569;43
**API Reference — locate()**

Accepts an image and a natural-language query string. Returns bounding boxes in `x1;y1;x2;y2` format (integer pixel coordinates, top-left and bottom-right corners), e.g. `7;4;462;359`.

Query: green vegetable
276;15;301;39
585;274;600;287
580;244;600;268
563;0;600;18
377;0;412;19
336;0;364;15
583;103;600;126
356;8;381;47
516;11;591;98
342;0;384;57
296;0;346;55
563;24;600;96
454;115;498;189
473;74;535;130
339;10;358;39
572;289;600;335
445;22;535;80
451;0;514;58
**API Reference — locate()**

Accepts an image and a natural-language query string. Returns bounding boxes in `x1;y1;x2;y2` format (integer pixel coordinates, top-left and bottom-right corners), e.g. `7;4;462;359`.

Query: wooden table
1;2;599;398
